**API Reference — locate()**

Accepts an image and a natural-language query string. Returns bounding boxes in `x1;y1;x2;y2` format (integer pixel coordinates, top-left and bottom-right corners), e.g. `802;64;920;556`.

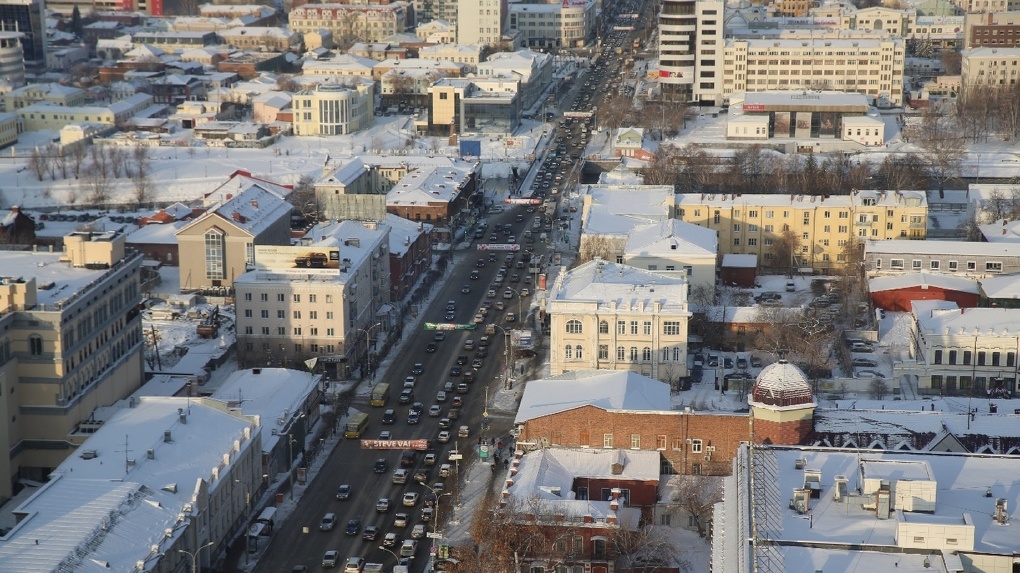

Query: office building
457;0;504;46
291;80;374;136
0;0;42;74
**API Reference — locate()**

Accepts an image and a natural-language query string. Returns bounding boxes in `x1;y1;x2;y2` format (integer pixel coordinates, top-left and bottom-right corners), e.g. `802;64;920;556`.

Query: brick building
515;368;816;476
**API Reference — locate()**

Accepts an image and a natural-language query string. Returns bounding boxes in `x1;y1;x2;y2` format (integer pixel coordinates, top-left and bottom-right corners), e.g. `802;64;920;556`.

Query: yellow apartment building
675;190;927;273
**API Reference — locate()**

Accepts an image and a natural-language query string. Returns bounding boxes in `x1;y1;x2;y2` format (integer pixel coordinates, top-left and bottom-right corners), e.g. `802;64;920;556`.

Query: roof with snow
126;220;186;245
211;368;319;452
504;448;651;528
386;165;474;206
0;249;126;307
180;180;291;238
549;260;688;314
813;407;1020;453
319;158;367;187
597;163;644;185
722;254;757;268
869;272;979;294
384;213;432;257
979;218;1020;243
979;273;1020;299
866;239;1020;257
749;361;814;409
582;184;673;236
912;300;1020;336
0;397;257;573
515;370;672;424
624;219;717;259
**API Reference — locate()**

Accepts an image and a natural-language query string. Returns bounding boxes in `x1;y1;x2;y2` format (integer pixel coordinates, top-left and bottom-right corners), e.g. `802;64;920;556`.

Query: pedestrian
497;440;503;450
490;437;496;446
504;458;510;470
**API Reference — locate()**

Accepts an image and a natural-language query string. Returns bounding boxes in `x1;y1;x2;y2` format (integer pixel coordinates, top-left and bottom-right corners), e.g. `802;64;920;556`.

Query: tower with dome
748;360;817;444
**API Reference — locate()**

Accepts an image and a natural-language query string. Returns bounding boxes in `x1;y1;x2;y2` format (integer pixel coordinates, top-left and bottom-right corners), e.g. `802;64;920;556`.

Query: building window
565;319;583;334
29;336;43;355
631;434;641;449
630;321;638;335
948;261;958;271
599;320;609;334
603;433;613;448
912;259;922;270
630;347;638;361
993;351;1001;366
891;259;904;270
642;347;652;361
643;321;652;335
293;294;301;302
931;375;943;389
934;349;942;364
657;435;667;450
931;261;940;270
660;514;671;526
599;345;609;359
244;293;252;301
309;294;317;303
617;321;626;334
672;437;683;450
691;439;703;453
575;345;583;359
663;321;681;335
987;261;1003;272
244;309;252;318
948;350;957;365
692;463;703;475
565;345;573;360
204;229;225;280
617;346;625;360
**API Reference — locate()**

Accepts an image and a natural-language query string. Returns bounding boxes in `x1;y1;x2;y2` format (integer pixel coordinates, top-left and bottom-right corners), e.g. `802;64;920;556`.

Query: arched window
617;346;625;360
642;347;652;361
564;345;573;360
565;320;583;334
630;347;638;361
598;320;609;334
29;335;43;356
575;345;583;359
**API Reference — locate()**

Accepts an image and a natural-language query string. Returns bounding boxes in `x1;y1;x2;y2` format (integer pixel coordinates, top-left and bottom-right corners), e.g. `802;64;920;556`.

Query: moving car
321;550;339;568
320;513;337;531
336;484;351;500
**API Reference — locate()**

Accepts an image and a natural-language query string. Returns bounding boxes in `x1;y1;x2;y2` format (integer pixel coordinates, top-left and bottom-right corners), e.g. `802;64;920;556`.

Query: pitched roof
869;272;980;294
515;369;672;424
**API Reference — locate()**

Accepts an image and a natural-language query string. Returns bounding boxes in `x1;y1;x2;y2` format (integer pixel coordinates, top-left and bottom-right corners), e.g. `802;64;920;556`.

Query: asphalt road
254;26;639;571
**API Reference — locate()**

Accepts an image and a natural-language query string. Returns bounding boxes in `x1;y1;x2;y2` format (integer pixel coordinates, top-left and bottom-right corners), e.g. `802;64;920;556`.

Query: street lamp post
503;285;524;321
490;323;514;389
288;434;298;500
177;541;214;573
420;483;454;552
378;545;401;563
234;479;251;564
349;322;383;381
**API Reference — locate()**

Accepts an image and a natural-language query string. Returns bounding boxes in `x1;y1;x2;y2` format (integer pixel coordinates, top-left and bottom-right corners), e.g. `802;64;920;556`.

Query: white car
429;404;443;416
343;557;365;573
403;376;417;389
411;524;426;539
402;492;420;506
437;430;451;443
394;512;409;527
400;539;418;558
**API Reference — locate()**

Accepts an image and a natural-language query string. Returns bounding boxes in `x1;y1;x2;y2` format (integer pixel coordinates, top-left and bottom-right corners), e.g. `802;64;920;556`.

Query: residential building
131;31;220;50
713;444;1020;573
965;11;1020;48
476;49;553;110
961;46;1020;86
515;365;817;475
379;68;441;108
200;4;279;23
0;397;262;572
675;190;928;274
384;213;433;301
372;57;465;81
291;80;374;136
289;3;410;43
300;54;377;79
0;230;143;497
0;205;33;243
234;220;391;376
721;37;906;106
979;274;1020;308
621;219;718;293
0;0;43;73
656;0;724;103
418;43;482;70
547;260;690;380
507;0;598;49
416;19;456;44
457;0;503;46
349;42;406;62
0;111;17;148
864;239;1020;277
16;93;153;131
218;26;302;52
126;220;186;265
0;82;83;112
869;272;980;312
950;0;1011;13
909;300;1020;395
386;164;478;241
175;173;293;293
700;306;807;353
425;76;523;134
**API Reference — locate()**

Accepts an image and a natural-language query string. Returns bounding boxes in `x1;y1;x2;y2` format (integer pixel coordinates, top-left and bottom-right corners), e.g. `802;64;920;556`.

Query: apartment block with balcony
0;231;143;497
961;46;1020;86
547;260;690;381
675;190;926;274
721;37;905;106
234;220;391;377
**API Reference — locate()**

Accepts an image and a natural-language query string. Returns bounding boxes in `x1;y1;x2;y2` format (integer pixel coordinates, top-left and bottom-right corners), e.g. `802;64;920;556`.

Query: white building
909;300;1020;395
714;443;1020;573
291;80;374;136
961;46;1020;86
418;43;482;70
547;260;690;380
508;0;598;49
0;397;261;573
234;220;391;375
657;0;724;103
623;219;718;293
457;0;503;46
476;49;553;109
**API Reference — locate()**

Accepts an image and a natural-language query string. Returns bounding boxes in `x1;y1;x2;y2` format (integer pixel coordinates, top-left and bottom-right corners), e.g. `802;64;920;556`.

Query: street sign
427;532;444;539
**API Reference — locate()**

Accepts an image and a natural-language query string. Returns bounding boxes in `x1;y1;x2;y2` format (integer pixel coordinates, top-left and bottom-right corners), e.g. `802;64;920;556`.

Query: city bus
370;383;390;407
343;412;369;439
528;254;544;275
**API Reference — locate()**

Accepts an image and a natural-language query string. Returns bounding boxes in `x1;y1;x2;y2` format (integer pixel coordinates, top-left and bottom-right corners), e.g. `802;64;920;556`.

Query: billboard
459;139;482;157
254;246;343;275
505;198;543;205
361;439;430;450
511;329;533;349
742;103;766;112
477;243;521;251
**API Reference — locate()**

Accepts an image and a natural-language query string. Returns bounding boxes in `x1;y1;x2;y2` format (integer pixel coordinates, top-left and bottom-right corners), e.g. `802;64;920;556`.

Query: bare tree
107;146;126;179
875;154;926;191
772;227;802;276
956;84;996;144
70;144;87;178
286;175;321;225
994;83;1020;140
941;50;962;75
28;147;46;181
665;475;722;539
577;234;616;263
868;377;890;400
906;101;966;192
131;147;154;208
80;161;111;206
276;74;301;93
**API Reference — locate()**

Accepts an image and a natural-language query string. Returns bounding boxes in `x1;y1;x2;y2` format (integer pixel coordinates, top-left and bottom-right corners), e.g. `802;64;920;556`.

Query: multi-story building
289;3;410;43
0;396;262;571
384;214;433;301
721;37;905;106
0;0;43;73
725;91;886;147
372;57;465;81
175;174;293;293
218;27;302;52
234;220;391;376
961;46;1020;86
386;164;478;241
457;0;504;46
291;80;374;136
418;43;483;70
0;31;24;85
965;11;1020;48
864;239;1020;277
949;0;1012;13
2;82;85;111
0;231;143;497
476;49;553;110
675;190;927;274
657;0;724;102
507;0;597;49
16;92;152;131
425;76;523;134
547;260;690;380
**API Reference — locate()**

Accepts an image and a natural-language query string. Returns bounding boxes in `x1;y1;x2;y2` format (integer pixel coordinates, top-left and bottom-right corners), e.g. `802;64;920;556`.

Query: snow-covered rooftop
515;369;672;424
869;272;979;294
583;184;673;226
0;397;257;573
865;239;1020;257
386;165;474;206
549;260;688;314
979;218;1020;243
0;249;126;308
979;273;1020;299
741;90;870;110
384;213;432;258
750;361;814;409
126;220;186;245
211;367;319;452
623;219;718;258
814;408;1020;451
912;300;1020;336
722;253;757;268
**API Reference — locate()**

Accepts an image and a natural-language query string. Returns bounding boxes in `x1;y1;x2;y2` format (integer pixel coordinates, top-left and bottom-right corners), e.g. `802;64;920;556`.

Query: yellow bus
370;383;390;407
343;412;369;439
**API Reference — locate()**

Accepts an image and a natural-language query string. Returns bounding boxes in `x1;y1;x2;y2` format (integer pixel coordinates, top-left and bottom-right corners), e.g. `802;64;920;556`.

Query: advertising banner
477;244;521;251
254;246;342;275
360;439;430;450
504;198;543;205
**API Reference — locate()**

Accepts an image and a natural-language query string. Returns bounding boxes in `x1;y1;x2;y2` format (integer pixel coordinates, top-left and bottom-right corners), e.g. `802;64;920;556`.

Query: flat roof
550;260;688;314
742;90;871;111
211;367;319;452
0;250;120;308
515;370;672;424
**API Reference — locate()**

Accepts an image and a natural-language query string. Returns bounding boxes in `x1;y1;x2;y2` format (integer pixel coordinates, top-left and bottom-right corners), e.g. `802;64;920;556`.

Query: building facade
961;46;1020;86
965;12;1020;48
507;0;597;49
547;260;690;381
291;81;374;136
0;231;143;497
289;3;410;43
0;0;43;73
864;239;1020;277
457;0;505;46
676;190;928;274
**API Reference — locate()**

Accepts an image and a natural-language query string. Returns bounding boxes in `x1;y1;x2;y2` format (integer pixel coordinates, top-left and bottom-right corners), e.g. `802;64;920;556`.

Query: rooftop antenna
117;434;133;475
